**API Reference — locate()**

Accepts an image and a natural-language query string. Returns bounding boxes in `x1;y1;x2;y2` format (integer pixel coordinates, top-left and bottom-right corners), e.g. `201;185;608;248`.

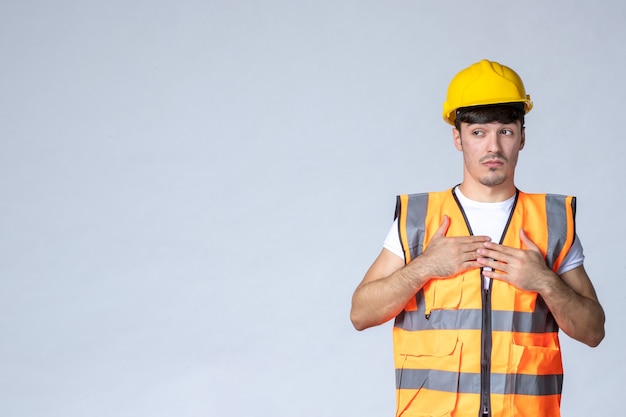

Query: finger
477;250;515;271
460;260;484;271
459;250;479;262
477;246;511;262
482;268;507;281
464;241;493;253
481;241;517;257
519;228;540;252
432;215;450;238
481;256;510;269
477;257;501;270
477;249;517;264
462;245;493;260
462;235;492;244
447;235;491;246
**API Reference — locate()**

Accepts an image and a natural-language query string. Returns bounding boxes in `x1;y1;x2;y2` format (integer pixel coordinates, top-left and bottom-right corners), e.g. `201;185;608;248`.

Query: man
350;59;605;417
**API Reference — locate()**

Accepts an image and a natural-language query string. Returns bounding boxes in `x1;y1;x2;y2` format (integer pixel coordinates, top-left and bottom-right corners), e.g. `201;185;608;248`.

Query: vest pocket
510;343;563;378
507;342;563;415
423;274;464;316
396;333;461;417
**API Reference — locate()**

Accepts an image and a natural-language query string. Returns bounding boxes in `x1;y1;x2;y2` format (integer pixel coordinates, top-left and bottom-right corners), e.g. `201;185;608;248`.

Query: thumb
434;215;451;238
519;228;539;251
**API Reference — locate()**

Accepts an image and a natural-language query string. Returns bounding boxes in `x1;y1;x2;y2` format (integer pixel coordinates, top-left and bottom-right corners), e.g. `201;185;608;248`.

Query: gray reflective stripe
396;368;480;393
492;372;563;396
396;307;482;330
395;292;558;333
396;309;558;333
403;193;428;261
493;309;559;333
545;194;569;269
396;369;563;396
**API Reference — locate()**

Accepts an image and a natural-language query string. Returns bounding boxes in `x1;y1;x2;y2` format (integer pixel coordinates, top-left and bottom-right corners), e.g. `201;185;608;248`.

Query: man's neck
457;182;517;203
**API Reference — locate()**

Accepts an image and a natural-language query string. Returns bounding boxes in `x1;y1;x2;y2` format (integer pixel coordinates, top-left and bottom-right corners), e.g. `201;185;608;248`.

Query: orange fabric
394;188;575;417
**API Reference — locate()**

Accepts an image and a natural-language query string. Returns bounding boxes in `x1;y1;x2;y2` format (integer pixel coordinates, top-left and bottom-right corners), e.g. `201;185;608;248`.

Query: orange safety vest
393;188;576;417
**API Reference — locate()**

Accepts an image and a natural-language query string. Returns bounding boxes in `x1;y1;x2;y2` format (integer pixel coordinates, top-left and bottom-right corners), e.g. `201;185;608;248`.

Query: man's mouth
482;159;504;168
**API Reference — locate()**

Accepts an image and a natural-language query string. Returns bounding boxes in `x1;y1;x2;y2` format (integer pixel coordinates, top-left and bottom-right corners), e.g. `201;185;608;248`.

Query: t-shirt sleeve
382;218;404;260
556;234;585;275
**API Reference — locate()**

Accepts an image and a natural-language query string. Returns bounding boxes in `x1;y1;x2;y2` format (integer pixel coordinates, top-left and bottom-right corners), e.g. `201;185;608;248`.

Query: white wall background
1;1;623;416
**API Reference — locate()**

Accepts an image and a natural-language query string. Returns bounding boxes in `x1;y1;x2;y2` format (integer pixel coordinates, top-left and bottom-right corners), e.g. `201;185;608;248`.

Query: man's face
453;121;525;189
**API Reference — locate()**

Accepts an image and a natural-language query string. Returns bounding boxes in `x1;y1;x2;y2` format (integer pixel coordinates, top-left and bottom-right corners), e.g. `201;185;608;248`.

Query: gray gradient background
1;1;623;416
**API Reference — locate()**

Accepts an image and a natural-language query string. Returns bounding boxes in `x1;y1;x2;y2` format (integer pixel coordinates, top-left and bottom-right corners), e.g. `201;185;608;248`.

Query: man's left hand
476;228;554;292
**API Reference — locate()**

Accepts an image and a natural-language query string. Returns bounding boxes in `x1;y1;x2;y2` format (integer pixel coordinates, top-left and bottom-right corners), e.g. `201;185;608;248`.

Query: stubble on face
454;122;525;200
477;153;509;186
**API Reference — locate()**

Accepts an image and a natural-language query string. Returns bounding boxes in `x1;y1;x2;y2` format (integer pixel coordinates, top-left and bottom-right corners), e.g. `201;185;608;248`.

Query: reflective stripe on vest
392;188;576;417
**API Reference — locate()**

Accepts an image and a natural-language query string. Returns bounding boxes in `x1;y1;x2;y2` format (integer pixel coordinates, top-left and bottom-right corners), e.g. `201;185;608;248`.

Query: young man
350;59;605;417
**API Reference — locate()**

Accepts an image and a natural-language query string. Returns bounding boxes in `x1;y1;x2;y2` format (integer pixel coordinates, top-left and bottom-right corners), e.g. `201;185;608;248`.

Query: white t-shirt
383;187;584;279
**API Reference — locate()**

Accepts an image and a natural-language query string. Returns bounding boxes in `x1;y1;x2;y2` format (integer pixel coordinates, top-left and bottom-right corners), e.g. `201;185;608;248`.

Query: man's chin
479;176;507;187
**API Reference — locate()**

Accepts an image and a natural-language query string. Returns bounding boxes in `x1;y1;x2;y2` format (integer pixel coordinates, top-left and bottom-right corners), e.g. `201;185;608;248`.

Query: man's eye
501;129;513;135
472;130;484;136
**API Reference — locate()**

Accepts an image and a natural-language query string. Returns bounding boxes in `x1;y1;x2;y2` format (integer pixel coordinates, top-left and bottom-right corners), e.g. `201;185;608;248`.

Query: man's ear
453;127;463;151
519;126;526;150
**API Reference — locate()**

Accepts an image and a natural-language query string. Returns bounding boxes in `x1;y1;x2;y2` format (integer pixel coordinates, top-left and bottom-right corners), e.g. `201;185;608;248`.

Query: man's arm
478;228;605;347
350;248;427;331
549;264;605;346
350;216;490;331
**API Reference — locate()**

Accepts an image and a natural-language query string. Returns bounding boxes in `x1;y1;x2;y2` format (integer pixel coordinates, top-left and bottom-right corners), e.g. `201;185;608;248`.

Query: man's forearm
351;226;490;331
350;259;431;331
540;272;605;347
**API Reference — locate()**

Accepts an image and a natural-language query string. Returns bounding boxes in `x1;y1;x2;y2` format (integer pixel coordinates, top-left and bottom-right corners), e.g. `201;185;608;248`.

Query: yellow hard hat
442;59;533;125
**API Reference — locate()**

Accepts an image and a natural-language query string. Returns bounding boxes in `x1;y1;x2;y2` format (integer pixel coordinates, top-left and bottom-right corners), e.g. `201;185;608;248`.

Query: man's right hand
351;215;489;330
416;215;491;279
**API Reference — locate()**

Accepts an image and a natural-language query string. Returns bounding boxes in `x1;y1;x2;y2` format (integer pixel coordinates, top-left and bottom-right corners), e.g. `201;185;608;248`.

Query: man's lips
482;159;504;168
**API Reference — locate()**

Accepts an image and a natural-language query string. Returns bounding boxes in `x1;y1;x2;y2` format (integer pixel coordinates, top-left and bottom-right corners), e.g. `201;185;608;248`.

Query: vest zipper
479;281;492;417
450;187;519;417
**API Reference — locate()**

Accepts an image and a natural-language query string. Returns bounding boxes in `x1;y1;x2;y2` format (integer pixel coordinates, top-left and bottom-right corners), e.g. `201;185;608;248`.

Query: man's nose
486;133;501;153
